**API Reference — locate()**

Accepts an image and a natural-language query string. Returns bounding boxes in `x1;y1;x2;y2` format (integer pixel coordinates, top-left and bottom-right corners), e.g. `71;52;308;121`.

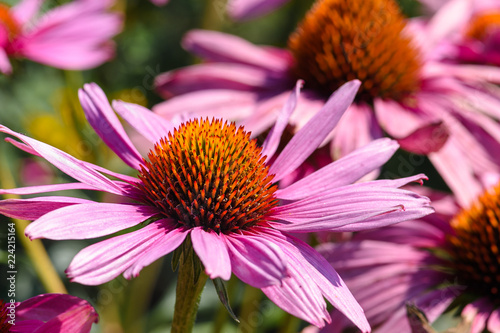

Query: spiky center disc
138;119;278;234
465;11;500;41
288;0;421;102
447;182;500;305
0;4;19;43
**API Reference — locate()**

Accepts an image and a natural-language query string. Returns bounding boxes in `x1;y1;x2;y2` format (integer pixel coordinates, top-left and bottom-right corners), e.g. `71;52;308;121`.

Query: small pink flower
0;81;433;330
312;181;500;333
1;294;98;333
153;0;500;207
0;0;122;74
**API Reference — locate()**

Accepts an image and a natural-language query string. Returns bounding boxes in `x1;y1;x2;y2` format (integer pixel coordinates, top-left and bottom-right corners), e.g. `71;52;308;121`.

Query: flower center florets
138;118;278;234
288;0;421;102
0;4;20;45
465;11;500;41
447;182;500;305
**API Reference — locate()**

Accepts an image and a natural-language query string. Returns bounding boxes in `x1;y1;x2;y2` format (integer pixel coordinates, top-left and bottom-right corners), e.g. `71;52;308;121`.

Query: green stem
0;153;67;294
171;243;208;333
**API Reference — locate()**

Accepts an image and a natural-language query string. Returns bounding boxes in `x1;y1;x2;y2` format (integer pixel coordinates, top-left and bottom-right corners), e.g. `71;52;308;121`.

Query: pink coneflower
0;0;122;75
0;81;433;330
312;181;500;333
418;0;500;66
0;294;98;332
154;0;500;206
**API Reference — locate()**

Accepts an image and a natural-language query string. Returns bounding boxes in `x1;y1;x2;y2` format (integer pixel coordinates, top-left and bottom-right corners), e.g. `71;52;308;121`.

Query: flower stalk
171;239;208;333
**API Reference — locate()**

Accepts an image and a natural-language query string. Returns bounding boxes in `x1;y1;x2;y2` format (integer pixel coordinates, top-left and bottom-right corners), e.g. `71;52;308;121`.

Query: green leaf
213;278;240;323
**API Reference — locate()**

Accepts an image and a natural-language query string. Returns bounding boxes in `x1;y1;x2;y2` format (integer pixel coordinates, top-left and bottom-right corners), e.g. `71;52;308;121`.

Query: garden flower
419;0;500;66
312;180;500;333
154;0;500;206
0;0;122;75
0;293;98;332
0;81;433;330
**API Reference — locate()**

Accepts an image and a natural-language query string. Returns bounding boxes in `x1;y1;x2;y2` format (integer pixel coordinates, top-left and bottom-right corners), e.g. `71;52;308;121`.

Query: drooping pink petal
25;203;160;240
191;227;231;280
258;228;370;332
0;125;124;195
396;121;449;154
429;139;483;208
66;219;174;285
228;0;291;21
79;83;143;170
262;270;330;328
112;100;174;144
261;80;302;162
0;196;93;220
224;233;288;288
182;29;292;73
331;103;383;159
374;98;437;139
14;294;98;333
123;222;189;279
275;138;399;200
269;80;361;181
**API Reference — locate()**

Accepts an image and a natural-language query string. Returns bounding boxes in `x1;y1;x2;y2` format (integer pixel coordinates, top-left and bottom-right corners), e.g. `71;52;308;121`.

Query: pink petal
123;223;189;279
269;80;360;181
396;121;449;154
373;98;435;139
155;62;285;97
259;228;370;331
228;0;291;21
15;293;98;333
261;80;302;162
224;233;288;288
488;309;500;332
18;1;122;70
0;47;12;74
112;100;174;144
182;29;292;73
272;183;433;232
426;0;471;46
0;182;99;195
191;228;231;280
331;102;383;159
0;196;93;221
262;272;330;328
153;89;256;121
429;138;483;208
0;126;124;195
276;138;399;200
66;219;175;285
79;83;143;170
25;203;160;240
11;0;44;25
